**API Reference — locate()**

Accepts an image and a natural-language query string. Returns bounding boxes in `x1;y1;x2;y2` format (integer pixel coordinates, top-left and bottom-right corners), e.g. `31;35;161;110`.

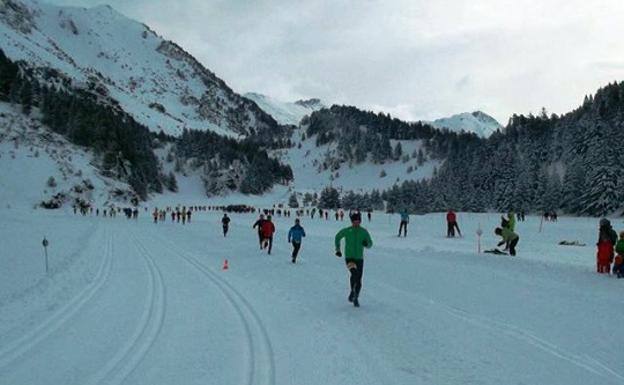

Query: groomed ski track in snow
1;208;623;385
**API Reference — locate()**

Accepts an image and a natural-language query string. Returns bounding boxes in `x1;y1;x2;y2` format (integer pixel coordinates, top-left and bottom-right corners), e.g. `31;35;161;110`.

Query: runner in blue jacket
288;219;306;263
398;210;409;237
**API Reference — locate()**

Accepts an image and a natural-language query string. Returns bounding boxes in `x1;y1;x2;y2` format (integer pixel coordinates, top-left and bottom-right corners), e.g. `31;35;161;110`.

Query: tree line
310;81;624;216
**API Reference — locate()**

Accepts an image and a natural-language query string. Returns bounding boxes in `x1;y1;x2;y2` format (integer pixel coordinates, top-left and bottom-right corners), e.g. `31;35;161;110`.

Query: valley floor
0;207;623;385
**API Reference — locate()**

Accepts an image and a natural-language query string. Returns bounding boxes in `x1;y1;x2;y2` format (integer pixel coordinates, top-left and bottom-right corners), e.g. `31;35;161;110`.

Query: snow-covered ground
1;202;622;385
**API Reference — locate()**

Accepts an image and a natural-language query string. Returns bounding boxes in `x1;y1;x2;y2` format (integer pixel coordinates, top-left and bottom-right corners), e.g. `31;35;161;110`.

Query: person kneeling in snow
495;227;519;256
613;231;624;278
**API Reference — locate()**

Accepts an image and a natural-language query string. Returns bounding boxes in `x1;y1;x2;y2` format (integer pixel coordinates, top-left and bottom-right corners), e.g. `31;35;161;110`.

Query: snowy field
1;206;623;385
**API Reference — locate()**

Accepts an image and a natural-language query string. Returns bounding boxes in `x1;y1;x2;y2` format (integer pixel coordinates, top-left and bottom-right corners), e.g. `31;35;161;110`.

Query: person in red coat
446;209;461;237
596;218;617;273
261;215;276;254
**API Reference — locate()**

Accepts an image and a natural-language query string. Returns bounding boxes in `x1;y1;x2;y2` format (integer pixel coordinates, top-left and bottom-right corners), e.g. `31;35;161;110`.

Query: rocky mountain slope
0;0;279;138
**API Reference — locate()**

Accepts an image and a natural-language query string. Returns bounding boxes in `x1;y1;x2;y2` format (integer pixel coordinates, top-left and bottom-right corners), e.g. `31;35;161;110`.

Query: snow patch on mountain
429;111;503;138
0;0;276;137
0;102;136;209
244;92;324;126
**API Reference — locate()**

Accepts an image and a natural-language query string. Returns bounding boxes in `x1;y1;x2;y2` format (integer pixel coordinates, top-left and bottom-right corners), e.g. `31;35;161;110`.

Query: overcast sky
48;0;624;124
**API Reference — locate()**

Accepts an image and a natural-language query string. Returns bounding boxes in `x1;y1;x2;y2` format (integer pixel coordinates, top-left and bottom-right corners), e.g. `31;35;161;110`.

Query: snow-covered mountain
0;0;278;137
429;111;502;138
244;93;325;126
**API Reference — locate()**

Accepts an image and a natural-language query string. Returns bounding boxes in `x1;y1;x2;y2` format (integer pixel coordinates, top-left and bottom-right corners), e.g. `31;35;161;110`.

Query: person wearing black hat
335;211;373;307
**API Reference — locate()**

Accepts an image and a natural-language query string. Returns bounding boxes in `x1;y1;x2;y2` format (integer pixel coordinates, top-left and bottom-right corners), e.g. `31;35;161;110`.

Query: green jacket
616;239;624;255
501;227;518;242
335;226;373;260
507;212;516;231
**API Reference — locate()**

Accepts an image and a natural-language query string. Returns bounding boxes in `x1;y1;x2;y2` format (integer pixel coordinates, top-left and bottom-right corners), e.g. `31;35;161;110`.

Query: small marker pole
42;237;49;273
476;224;483;254
539;215;544;233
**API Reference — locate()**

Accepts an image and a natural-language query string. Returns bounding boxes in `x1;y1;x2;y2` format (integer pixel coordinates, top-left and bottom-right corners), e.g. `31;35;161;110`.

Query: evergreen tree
165;171;178;192
19;79;33;115
341;191;357;210
319;186;341;209
393;142;403;160
580;157;621;216
561;160;585;213
543;171;563;212
288;193;299;208
0;51;18;100
303;192;313;206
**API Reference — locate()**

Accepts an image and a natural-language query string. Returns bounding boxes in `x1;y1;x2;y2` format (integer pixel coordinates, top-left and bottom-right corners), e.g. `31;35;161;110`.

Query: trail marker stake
476;225;483;254
42;237;49;273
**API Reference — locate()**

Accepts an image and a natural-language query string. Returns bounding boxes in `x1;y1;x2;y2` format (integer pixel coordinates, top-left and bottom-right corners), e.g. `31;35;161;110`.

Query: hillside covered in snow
429;111;502;138
0;101;137;209
243;93;325;126
0;0;279;138
274;132;439;193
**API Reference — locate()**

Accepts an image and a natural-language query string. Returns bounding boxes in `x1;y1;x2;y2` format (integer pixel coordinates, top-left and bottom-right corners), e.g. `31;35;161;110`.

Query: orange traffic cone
223;259;229;271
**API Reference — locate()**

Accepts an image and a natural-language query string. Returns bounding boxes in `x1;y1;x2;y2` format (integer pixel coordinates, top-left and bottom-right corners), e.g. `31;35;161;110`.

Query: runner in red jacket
446;209;461;237
261;216;276;254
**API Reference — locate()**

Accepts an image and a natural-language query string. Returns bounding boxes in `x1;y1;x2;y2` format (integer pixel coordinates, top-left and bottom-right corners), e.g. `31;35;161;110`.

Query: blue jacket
400;212;409;222
288;224;306;243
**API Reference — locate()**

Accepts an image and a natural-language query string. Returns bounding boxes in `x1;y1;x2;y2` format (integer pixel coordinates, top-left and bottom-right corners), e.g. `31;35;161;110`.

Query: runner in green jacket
335;211;373;307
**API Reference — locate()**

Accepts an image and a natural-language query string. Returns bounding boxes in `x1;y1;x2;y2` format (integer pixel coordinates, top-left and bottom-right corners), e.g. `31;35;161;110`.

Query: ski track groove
378;282;624;382
0;226;114;369
86;230;167;385
444;305;624;382
149;231;276;385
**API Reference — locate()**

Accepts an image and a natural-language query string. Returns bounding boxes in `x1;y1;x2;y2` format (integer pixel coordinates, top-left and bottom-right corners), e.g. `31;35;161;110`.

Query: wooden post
476;224;483;254
42;237;49;273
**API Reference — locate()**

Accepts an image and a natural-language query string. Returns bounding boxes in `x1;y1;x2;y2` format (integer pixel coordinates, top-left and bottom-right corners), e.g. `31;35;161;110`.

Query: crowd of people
70;200;624;310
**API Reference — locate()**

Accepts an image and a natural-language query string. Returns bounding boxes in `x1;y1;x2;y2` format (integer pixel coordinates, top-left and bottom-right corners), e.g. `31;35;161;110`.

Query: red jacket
446;211;456;223
261;221;275;237
597;239;614;264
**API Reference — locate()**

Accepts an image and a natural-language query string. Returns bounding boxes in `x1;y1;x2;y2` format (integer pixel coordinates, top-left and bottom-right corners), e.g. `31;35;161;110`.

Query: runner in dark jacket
446;209;461;237
252;214;266;249
398;210;409;237
222;214;231;237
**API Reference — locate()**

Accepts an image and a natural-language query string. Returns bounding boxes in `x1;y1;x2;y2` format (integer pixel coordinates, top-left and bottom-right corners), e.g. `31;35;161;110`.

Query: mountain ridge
243;92;325;126
428;110;503;138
